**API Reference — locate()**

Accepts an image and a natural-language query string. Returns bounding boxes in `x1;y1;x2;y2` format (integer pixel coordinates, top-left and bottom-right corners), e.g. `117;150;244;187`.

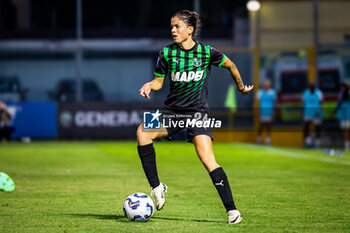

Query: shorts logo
143;109;162;129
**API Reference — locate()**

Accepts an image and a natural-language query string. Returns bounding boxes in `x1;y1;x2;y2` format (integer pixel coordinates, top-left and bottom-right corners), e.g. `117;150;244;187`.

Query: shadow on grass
68;213;224;223
152;216;224;223
68;214;126;221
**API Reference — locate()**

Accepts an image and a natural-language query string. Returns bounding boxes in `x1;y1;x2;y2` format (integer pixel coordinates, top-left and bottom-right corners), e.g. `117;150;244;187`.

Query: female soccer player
334;82;350;150
137;10;253;224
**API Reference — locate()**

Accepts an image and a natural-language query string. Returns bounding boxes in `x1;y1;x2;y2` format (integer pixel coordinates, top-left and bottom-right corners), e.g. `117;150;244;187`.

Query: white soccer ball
123;192;154;221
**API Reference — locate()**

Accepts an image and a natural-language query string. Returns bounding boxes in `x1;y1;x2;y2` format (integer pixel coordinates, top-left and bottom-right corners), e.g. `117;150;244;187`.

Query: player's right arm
139;49;168;99
139;77;165;99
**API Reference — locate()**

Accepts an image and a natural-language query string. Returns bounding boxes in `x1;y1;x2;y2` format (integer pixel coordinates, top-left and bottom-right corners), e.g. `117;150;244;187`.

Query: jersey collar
176;40;198;52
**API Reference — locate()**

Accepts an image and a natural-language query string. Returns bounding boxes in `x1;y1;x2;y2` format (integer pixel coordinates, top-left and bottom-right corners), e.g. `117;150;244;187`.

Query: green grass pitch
0;141;350;233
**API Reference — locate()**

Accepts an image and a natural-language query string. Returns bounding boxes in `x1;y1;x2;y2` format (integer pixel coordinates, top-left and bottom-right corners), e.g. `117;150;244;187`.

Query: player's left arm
317;90;324;113
273;90;278;119
319;90;324;103
0;102;11;118
221;56;254;95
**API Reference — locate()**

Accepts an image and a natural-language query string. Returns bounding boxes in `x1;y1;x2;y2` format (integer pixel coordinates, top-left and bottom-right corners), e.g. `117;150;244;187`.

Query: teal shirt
257;89;276;117
303;89;323;118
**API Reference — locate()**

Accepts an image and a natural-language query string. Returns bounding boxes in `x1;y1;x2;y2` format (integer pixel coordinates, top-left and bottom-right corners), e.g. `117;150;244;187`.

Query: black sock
209;167;237;212
137;143;160;189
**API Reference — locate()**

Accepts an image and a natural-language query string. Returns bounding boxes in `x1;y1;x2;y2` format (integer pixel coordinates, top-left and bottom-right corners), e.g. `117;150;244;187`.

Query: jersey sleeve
154;50;168;77
210;46;226;67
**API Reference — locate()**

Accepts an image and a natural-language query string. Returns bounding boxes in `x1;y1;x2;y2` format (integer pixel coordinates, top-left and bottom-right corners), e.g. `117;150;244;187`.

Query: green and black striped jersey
154;42;225;109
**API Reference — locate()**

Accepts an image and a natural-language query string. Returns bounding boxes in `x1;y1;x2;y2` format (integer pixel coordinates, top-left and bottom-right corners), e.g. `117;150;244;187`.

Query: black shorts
161;107;213;143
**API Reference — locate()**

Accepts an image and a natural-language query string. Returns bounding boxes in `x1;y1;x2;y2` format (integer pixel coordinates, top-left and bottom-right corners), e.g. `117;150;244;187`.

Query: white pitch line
233;143;350;166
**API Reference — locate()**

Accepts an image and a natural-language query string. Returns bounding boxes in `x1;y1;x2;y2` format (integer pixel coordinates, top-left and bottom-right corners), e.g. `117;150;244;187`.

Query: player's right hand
239;85;254;95
139;83;151;99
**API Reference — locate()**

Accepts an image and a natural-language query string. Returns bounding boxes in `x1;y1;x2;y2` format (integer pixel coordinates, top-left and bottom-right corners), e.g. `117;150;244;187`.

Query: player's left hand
239;85;254;95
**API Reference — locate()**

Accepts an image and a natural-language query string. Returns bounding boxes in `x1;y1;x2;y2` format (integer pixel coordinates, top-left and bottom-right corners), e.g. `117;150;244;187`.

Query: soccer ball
123;192;154;221
0;172;15;192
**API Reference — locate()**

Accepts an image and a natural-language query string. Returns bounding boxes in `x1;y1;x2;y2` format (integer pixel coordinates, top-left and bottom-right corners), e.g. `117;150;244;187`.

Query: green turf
0;141;349;233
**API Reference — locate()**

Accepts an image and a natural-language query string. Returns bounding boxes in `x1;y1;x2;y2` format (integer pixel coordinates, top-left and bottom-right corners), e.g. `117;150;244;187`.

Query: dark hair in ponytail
173;10;202;38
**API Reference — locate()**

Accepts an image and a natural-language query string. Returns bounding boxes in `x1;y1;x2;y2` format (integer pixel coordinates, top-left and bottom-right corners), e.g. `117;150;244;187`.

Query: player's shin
209;167;237;211
137;143;160;188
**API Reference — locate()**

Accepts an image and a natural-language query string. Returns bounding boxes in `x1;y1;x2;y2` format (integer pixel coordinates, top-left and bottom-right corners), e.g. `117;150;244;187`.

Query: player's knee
137;125;148;141
137;124;156;144
200;147;212;157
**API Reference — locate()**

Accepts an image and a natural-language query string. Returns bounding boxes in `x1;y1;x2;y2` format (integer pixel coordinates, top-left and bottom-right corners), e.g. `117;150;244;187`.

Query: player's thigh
137;123;168;141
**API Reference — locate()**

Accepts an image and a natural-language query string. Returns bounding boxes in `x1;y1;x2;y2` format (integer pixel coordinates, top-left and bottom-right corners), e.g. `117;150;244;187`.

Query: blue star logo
143;110;162;129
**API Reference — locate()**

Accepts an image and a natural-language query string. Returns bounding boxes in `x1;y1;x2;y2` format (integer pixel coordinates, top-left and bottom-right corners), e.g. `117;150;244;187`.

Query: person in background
334;82;350;151
256;78;277;146
0;102;15;141
303;83;323;148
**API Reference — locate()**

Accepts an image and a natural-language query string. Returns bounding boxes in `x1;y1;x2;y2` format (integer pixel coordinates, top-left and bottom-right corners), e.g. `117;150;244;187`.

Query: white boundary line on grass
234;143;350;166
